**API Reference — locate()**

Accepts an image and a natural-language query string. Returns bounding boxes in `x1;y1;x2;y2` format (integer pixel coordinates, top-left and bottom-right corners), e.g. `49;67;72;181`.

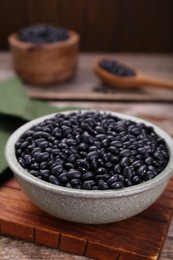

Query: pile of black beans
99;60;135;77
15;111;169;190
18;24;69;44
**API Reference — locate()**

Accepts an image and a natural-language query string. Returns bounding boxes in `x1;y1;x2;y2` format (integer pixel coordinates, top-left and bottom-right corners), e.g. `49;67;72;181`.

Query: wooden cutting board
26;81;173;102
0;176;173;260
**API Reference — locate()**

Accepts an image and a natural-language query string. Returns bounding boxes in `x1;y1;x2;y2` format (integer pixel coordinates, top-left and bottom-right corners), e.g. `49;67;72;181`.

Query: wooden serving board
26;81;173;102
0;176;173;260
24;54;173;102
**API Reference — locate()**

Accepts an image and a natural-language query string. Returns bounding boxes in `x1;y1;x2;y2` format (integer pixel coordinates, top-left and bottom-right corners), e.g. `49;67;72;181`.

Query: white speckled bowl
5;111;173;224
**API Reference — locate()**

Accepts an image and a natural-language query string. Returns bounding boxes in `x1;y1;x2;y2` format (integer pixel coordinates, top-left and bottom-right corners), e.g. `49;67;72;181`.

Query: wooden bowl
8;31;80;86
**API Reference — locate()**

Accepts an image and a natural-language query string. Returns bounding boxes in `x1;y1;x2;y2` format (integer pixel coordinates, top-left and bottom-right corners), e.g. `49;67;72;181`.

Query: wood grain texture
1;52;173;102
0;176;173;260
0;0;173;52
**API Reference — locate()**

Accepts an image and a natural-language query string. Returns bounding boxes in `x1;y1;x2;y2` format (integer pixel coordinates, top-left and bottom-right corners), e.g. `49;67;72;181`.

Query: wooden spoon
92;56;173;89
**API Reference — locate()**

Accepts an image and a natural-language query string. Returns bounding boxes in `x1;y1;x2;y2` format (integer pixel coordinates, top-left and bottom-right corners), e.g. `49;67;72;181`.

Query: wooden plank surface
25;54;173;101
0;52;173;101
0;52;173;260
0;0;172;52
0;175;173;260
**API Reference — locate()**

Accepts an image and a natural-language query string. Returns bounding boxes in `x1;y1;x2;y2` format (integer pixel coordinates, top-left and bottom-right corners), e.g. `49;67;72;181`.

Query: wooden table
0;52;173;260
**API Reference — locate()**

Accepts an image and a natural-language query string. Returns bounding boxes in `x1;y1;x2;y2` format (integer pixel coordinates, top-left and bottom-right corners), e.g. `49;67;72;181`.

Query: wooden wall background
0;0;172;52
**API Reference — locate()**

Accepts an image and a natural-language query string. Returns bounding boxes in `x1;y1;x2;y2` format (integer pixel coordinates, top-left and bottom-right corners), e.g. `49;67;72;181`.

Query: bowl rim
5;110;173;199
8;30;80;50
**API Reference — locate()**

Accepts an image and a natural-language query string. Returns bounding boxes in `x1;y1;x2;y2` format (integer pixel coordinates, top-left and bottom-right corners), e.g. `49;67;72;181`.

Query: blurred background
0;0;172;52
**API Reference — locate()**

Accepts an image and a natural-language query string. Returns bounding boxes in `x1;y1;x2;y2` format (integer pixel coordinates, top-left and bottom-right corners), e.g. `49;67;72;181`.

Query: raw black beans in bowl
15;111;169;190
18;24;69;44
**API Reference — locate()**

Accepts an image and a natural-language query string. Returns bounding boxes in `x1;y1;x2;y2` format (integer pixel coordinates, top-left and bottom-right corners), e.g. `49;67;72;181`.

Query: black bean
137;165;147;177
33;131;50;139
145;157;154;165
71;178;81;186
113;164;122;174
96;167;107;175
75;159;89;169
88;146;97;152
92;186;99;190
94;141;102;149
58;143;68;149
66;139;77;146
118;175;125;182
51;164;63;175
67;170;82;179
49;175;60;185
106;135;114;141
111;140;123;147
82;172;94;181
87;151;99;161
133;160;143;168
110;156;118;164
82;181;92;190
123;167;132;179
130;128;141;136
107;175;119;185
80;151;87;157
82;132;94;145
102;174;111;180
20;141;29;151
59;172;68;183
98;181;109;190
22;130;34;138
64;163;74;170
148;165;158;175
95;126;105;133
120;157;130;167
51;148;60;155
110;181;124;189
101;139;109;148
38;141;49;149
124;179;133;187
30;170;40;177
105;162;114;170
131;175;142;184
119;149;131;157
24;155;32;166
79;143;88;151
108;146;119;155
30;162;39;170
97;158;104;166
40;169;50;179
102;153;111;162
90;160;98;170
68;154;77;163
77;167;87;174
40;161;47;169
143;171;155;181
36;152;49;162
131;150;138;156
59;152;67;160
95;134;106;141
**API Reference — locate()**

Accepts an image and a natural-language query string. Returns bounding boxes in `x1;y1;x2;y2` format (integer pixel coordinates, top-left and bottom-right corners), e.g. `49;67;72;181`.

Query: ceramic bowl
8;30;80;86
5;111;173;224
